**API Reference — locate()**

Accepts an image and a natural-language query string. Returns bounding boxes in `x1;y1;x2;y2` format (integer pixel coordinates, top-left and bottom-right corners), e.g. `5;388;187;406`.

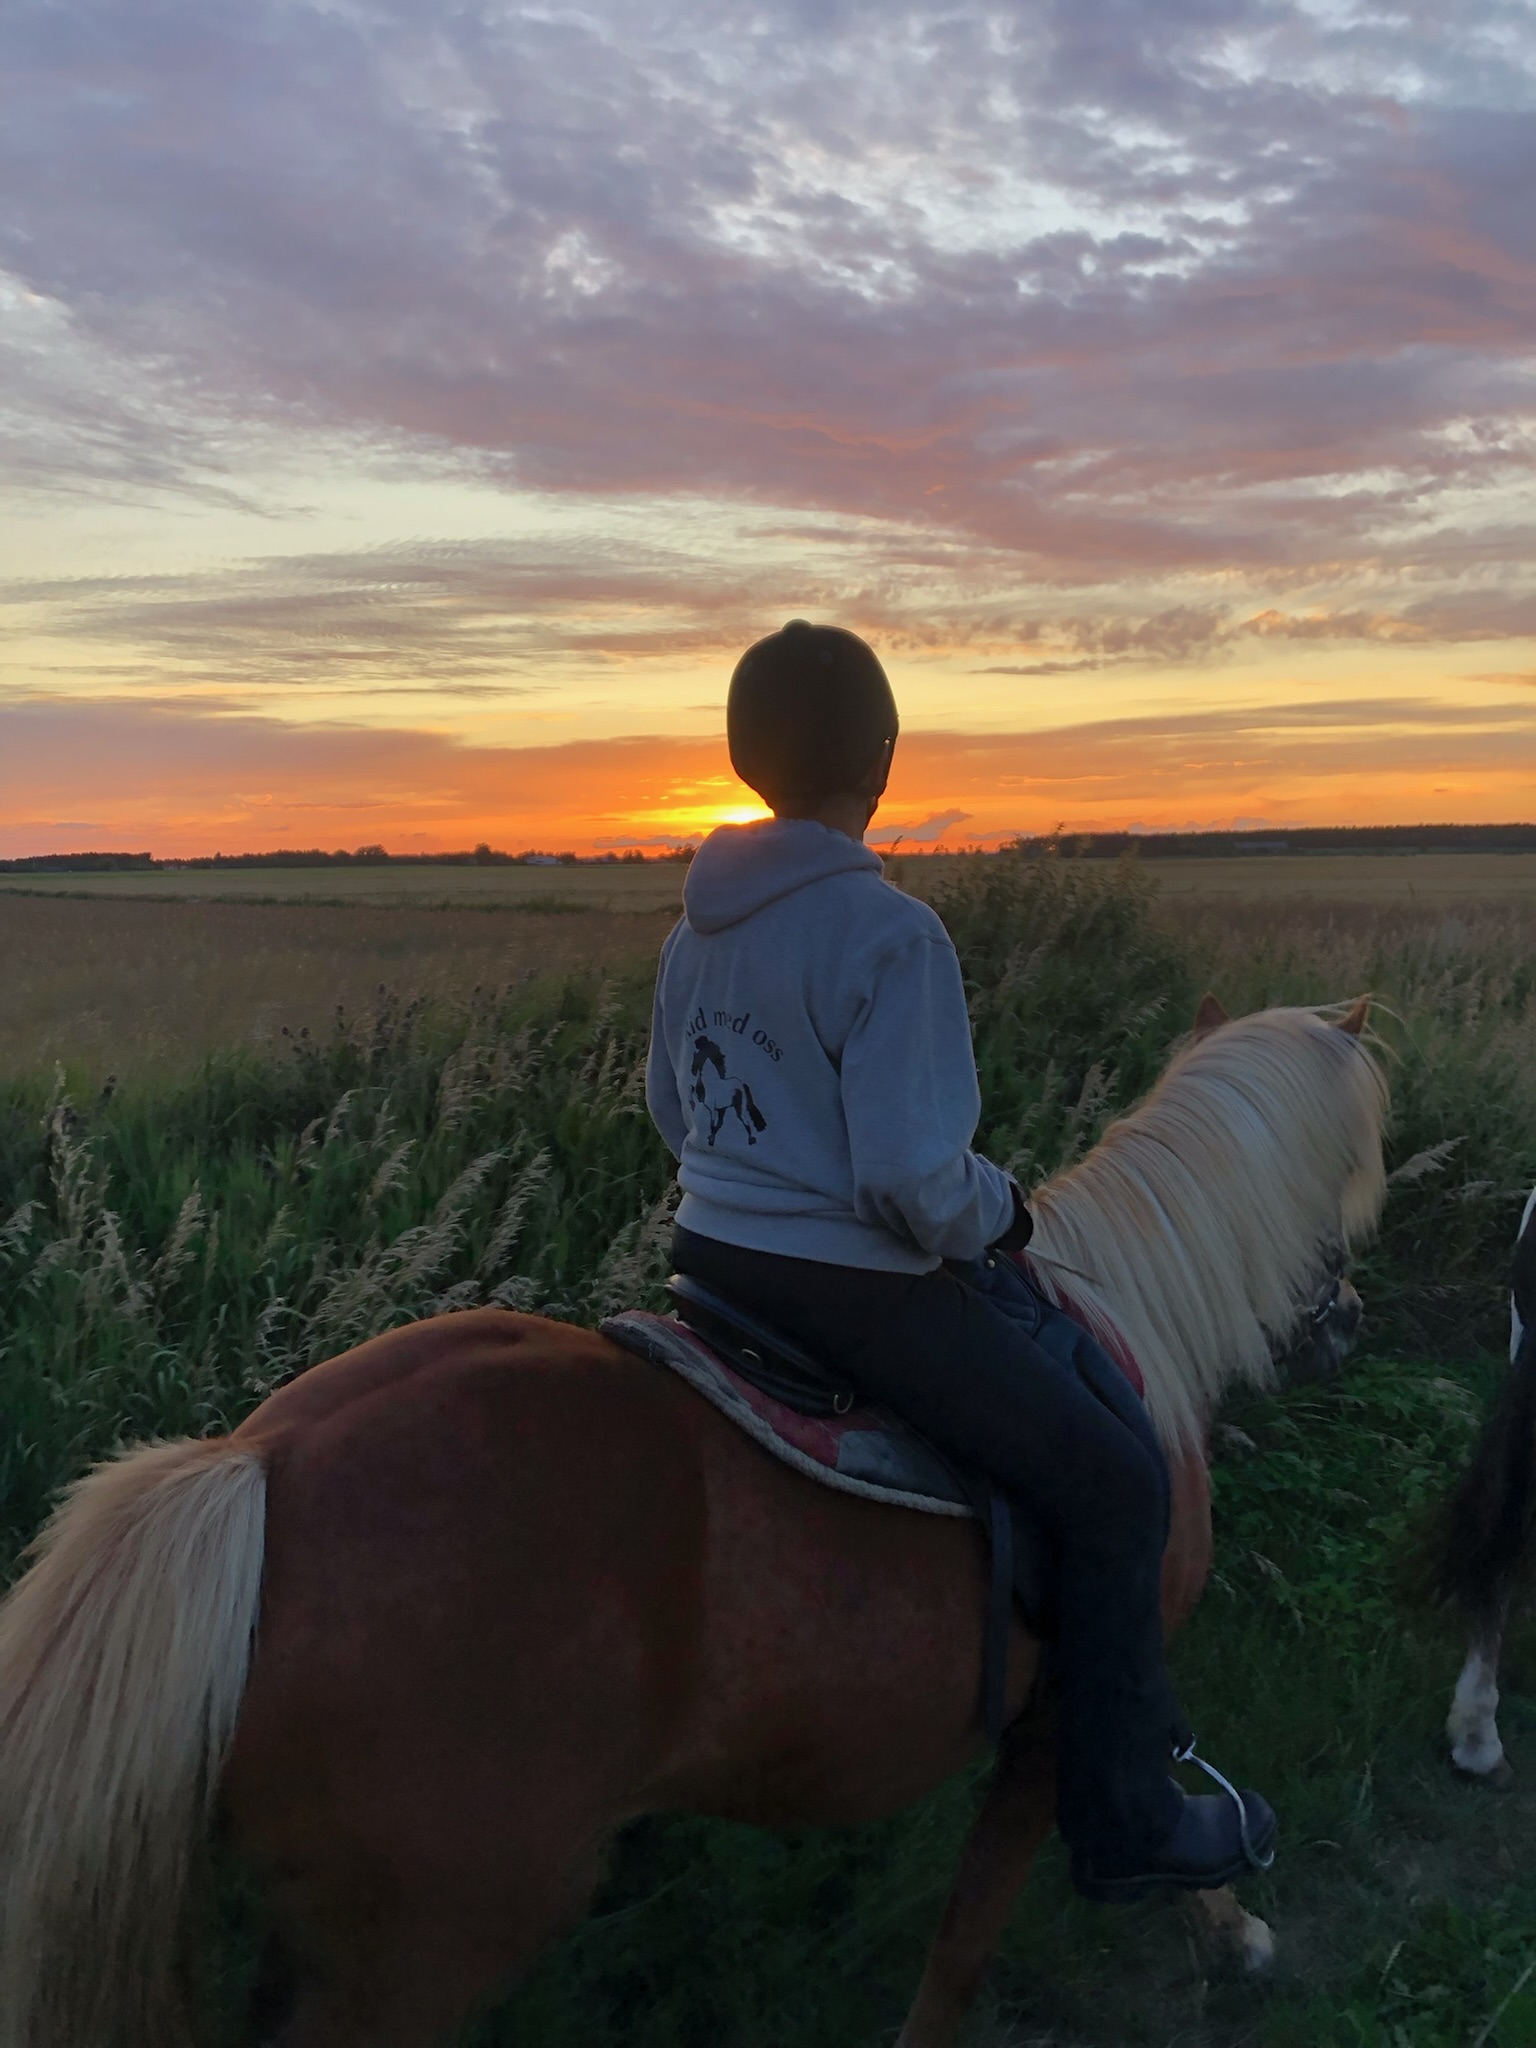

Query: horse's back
225;1313;710;1901
232;1305;622;1439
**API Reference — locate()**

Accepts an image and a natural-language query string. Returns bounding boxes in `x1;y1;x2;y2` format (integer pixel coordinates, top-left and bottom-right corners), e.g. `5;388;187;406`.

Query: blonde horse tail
0;1437;267;2048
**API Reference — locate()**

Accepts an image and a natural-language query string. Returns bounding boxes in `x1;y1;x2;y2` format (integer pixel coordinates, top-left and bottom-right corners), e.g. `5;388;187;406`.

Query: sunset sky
3;0;1534;856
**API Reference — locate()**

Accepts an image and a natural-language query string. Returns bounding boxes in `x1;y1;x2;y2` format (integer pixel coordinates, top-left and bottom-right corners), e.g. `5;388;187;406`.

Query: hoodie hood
683;817;883;934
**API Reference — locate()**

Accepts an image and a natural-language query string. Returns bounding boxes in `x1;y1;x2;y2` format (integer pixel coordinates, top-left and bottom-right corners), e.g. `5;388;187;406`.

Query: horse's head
1273;1263;1365;1385
690;1033;726;1079
1196;987;1392;1392
1212;983;1392;1400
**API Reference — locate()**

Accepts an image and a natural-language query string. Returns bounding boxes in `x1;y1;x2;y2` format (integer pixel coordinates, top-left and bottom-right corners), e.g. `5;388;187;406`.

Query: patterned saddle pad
600;1309;974;1516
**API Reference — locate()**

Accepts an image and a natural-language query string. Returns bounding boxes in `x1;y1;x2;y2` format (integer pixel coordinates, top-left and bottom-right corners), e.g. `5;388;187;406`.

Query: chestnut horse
0;997;1387;2048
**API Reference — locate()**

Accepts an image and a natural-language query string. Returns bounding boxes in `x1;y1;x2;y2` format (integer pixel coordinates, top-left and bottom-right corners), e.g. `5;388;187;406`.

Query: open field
8;849;1536;1084
4;853;1536;2043
1132;851;1536;903
0;891;677;1079
0;861;688;910
6;848;1536;911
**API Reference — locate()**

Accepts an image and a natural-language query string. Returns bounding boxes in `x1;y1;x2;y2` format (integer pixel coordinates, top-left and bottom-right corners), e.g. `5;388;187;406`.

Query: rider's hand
990;1183;1034;1256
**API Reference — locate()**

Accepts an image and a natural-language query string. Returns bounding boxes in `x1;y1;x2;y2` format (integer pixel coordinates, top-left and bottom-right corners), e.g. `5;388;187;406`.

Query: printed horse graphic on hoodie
690;1034;768;1147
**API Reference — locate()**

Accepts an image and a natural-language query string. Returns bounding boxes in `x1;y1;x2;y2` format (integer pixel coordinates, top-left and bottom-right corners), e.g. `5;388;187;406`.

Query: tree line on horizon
0;842;699;873
3;822;1535;874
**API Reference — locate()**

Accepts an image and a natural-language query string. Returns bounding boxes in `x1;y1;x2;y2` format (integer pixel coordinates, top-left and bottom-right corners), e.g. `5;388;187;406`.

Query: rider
644;619;1276;1901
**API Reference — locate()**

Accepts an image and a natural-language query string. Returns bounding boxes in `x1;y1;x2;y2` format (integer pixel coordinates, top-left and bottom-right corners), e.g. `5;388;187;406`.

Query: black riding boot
1047;1535;1275;1898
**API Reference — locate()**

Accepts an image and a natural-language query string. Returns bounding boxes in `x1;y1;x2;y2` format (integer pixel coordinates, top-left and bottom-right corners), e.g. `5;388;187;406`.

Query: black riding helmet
727;620;898;807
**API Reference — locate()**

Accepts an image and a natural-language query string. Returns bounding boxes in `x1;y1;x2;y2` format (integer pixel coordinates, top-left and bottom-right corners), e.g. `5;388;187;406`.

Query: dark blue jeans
672;1227;1182;1866
948;1247;1171;1537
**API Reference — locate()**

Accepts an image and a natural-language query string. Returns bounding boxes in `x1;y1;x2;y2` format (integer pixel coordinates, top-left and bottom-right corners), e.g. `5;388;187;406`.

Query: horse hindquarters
220;1308;1022;2044
221;1317;714;2046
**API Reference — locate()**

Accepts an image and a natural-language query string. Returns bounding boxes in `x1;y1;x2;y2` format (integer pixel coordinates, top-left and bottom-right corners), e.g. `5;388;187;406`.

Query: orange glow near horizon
2;687;1533;861
6;472;1533;861
655;801;774;834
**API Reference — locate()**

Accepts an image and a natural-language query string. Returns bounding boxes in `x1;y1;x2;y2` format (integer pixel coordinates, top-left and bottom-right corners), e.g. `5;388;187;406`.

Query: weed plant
3;851;1536;2044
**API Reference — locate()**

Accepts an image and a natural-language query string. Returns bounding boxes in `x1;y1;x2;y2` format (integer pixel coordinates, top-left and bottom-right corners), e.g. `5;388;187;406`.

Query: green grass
0;976;677;1568
4;850;1536;2044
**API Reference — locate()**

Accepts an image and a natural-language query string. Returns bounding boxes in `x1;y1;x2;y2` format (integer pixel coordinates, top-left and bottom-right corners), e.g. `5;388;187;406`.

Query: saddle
605;1273;1055;1744
665;1273;861;1417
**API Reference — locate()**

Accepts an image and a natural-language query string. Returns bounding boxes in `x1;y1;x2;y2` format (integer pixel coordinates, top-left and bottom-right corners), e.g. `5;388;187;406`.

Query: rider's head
727;621;898;830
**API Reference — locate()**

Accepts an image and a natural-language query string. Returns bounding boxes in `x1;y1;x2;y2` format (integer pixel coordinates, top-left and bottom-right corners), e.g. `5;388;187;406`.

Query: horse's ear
1192;992;1231;1040
1335;996;1370;1037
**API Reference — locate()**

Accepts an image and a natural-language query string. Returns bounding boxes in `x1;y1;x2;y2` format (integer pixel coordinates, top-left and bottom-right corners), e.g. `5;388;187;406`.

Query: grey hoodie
646;817;1017;1272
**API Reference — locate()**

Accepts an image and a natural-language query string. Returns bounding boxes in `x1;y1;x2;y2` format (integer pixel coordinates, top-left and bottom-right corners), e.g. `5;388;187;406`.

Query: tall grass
1177;893;1536;1354
0;854;1206;1570
4;850;1536;2044
0;978;675;1569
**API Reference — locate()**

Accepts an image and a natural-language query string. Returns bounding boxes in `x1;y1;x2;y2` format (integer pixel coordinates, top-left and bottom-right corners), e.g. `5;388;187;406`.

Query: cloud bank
5;2;1536;586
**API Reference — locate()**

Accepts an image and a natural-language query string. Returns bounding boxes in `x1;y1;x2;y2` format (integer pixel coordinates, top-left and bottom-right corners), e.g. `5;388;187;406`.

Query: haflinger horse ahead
0;996;1388;2048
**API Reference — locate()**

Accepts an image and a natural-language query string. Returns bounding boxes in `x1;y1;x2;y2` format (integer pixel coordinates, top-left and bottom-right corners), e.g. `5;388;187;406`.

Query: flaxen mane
1030;1006;1389;1455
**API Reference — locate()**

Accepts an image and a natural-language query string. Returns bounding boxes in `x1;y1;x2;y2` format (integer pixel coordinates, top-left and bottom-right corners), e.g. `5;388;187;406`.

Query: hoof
1237;1916;1276;1973
1452;1751;1515;1789
1187;1891;1275;1976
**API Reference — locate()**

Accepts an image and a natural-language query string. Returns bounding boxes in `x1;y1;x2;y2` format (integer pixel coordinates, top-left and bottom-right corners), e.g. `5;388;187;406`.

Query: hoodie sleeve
645;938;689;1162
840;930;1018;1260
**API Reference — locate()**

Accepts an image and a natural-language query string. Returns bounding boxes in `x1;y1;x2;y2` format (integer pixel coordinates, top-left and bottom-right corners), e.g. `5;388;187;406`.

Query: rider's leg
828;1261;1183;1875
951;1249;1171;1532
671;1229;1272;1892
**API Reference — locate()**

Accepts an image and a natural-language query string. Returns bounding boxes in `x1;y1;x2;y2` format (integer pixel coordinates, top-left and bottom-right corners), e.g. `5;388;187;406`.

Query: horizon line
5;821;1536;869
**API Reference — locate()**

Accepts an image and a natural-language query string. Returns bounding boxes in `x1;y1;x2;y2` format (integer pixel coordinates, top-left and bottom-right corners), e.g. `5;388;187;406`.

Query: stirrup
1173;1736;1275;1872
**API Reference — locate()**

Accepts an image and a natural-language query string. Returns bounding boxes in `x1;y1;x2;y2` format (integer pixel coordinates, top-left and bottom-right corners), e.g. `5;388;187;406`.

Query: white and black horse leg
1448;1605;1511;1780
1440;1188;1536;1780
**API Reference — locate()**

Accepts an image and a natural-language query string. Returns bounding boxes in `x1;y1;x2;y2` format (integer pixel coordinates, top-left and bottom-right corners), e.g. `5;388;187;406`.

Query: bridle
1306;1268;1346;1329
1277;1246;1359;1380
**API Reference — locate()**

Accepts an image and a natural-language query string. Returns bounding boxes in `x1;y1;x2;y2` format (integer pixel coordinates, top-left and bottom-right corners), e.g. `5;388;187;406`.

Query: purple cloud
0;0;1533;660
